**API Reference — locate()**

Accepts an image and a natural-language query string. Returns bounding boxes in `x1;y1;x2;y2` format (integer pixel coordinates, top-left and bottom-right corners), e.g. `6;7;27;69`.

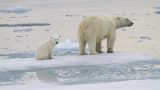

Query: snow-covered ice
0;39;160;90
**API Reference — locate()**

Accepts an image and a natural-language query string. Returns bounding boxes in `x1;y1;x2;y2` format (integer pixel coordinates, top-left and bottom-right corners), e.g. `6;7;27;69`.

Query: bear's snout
128;22;134;26
56;42;58;44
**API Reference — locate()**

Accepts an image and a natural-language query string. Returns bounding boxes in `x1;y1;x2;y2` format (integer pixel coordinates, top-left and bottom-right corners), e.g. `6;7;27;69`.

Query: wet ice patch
0;6;32;14
36;61;160;85
0;58;160;86
13;29;33;32
0;51;34;59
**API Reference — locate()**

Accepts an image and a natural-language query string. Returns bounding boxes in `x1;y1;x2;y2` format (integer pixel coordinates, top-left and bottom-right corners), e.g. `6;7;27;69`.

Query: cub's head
115;16;134;28
50;35;60;45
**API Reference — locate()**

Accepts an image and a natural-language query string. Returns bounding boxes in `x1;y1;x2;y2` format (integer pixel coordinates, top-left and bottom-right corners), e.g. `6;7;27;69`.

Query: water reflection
0;60;160;86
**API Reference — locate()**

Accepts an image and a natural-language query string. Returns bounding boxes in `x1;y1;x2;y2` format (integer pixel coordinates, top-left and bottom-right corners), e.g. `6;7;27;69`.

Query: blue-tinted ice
0;60;160;86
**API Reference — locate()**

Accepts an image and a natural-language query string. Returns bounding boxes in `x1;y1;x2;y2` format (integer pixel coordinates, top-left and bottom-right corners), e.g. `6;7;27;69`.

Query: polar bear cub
35;35;60;60
78;16;133;55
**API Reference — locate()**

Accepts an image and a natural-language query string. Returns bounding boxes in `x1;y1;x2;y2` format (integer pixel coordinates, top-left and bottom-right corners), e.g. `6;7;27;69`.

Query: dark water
155;6;160;14
0;23;50;27
155;11;160;14
0;60;160;86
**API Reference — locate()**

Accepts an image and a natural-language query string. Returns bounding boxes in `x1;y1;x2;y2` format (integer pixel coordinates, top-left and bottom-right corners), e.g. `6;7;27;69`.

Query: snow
0;39;160;90
0;6;32;14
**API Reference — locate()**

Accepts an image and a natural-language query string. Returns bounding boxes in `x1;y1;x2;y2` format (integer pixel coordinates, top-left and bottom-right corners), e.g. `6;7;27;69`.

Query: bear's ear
58;35;61;38
117;16;120;20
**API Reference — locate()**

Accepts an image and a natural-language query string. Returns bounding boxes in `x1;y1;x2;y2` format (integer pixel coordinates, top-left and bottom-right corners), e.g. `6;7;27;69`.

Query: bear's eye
125;18;129;21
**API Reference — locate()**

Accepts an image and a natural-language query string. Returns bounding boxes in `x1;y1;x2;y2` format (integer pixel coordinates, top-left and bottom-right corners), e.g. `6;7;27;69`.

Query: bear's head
50;35;60;45
115;16;134;28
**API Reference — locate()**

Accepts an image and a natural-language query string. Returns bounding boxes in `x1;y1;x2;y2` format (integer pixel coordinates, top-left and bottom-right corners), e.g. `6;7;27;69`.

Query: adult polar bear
78;16;133;55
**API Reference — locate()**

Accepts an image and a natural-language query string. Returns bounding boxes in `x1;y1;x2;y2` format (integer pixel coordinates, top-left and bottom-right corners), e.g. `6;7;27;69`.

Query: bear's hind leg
79;40;87;55
107;36;115;53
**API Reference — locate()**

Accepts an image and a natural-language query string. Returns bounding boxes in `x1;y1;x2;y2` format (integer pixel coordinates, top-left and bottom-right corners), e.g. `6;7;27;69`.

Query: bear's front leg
96;40;104;53
107;35;115;53
49;56;54;59
48;54;52;59
48;49;53;59
48;54;54;59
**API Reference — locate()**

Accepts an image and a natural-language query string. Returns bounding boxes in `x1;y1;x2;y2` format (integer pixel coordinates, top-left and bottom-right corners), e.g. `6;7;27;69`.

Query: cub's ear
51;36;53;39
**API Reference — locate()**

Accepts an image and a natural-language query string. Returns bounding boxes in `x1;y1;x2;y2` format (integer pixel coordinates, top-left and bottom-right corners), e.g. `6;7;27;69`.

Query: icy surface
1;79;160;90
0;39;79;59
0;6;32;14
54;39;80;55
0;39;160;90
0;53;159;86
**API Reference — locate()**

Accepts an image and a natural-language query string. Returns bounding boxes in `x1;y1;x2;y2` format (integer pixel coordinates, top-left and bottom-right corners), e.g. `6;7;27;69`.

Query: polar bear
35;35;60;60
78;16;133;55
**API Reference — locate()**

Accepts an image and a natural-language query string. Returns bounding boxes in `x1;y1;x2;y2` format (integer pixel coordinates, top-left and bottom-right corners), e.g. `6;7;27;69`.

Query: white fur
78;16;133;55
35;35;60;60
